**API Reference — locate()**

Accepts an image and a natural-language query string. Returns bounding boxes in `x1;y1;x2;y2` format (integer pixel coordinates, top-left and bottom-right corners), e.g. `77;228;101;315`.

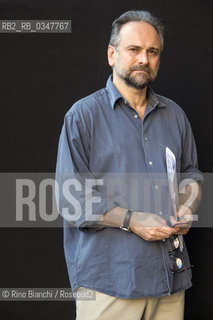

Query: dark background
0;0;212;319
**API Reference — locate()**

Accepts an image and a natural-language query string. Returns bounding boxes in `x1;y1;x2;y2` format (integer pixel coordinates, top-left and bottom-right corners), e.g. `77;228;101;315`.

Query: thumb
170;215;178;226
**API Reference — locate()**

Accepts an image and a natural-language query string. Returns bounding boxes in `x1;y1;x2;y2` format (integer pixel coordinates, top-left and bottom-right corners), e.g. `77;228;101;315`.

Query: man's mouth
133;69;149;74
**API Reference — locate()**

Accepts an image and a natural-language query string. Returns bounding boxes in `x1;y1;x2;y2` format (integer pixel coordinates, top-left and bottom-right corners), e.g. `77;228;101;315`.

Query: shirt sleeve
55;107;117;233
180;111;204;184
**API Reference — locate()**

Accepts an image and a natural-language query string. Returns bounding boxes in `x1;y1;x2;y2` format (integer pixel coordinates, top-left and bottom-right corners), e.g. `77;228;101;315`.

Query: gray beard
121;73;153;89
115;65;157;90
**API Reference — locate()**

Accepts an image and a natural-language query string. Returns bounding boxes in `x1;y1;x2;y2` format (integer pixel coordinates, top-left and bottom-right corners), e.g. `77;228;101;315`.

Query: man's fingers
132;212;182;241
170;215;191;227
175;227;190;235
170;215;191;236
143;225;180;240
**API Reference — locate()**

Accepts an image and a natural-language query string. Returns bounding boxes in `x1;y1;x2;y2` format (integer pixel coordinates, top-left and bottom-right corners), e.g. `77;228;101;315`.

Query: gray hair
109;10;164;51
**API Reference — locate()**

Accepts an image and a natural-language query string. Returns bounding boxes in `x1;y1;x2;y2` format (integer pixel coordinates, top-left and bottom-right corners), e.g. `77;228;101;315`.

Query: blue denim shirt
56;76;203;298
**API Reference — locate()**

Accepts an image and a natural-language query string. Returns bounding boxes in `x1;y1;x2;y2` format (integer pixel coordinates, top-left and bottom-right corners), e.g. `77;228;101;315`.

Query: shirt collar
106;75;123;109
106;75;166;109
147;87;166;109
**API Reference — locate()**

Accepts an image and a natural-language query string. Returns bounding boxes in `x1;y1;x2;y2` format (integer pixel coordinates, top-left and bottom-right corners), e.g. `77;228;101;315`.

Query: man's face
108;21;161;89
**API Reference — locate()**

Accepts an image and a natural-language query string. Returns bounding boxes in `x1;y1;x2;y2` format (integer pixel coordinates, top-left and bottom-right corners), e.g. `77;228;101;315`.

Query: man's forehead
118;21;161;48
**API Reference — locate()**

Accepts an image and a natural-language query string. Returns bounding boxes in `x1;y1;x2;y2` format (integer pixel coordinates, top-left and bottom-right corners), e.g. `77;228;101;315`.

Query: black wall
0;1;212;319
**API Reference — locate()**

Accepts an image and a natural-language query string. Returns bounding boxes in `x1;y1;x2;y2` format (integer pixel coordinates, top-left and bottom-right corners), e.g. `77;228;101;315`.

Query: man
56;10;203;320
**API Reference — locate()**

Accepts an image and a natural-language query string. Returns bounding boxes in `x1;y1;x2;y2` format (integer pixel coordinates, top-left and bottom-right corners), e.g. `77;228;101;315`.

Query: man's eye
150;50;158;56
129;48;137;52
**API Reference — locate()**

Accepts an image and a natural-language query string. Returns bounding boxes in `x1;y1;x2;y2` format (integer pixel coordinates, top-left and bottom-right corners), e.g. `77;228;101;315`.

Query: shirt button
159;211;163;215
144;136;148;141
155;185;159;190
149;161;152;165
134;114;138;119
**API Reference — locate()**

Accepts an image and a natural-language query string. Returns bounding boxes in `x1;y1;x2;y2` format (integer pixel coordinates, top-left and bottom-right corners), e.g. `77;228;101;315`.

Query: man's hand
129;211;180;241
170;205;193;235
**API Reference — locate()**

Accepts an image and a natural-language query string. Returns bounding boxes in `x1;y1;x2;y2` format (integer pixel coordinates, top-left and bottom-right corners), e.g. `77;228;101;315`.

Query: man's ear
107;45;116;67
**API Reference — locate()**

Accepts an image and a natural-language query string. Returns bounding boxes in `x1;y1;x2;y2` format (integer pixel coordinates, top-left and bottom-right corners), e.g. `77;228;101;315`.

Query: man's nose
138;51;148;64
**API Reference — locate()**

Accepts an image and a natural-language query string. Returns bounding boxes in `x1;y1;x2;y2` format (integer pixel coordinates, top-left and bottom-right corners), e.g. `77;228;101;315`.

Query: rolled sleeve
180;112;204;184
56;108;117;232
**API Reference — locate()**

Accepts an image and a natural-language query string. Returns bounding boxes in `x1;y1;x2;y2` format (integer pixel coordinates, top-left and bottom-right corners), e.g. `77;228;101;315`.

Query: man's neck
112;72;148;110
